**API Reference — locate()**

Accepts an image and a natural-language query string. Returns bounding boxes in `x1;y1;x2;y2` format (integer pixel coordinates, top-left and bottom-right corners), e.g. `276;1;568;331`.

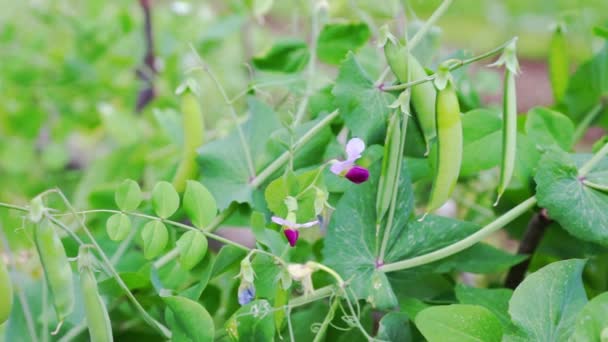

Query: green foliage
152;181;180;219
252;40;310;73
115;179;142;212
317;22;371;64
416;304;503;342
164;295;214;342
182;181;217;229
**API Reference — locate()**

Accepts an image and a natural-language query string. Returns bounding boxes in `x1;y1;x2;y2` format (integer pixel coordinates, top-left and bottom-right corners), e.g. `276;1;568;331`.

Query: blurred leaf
317;22;371;65
211;245;248;278
98;271;150;296
525;107;574;151
507;259;587;341
535;150;608;246
106;213;131;241
333;52;394;142
252;40;309;73
225;300;275;341
164;295;214;342
455;285;513;328
176;231;208;271
416;304;503;342
152;181;180;219
461;108;502;176
114;179;142;212
377;312;413;342
264;168;323;223
571;292;608;341
183;181;217;229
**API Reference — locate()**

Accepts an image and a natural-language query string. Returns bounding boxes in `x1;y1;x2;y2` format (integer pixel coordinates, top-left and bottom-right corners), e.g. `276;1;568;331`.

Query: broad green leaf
317;22;371;64
563;44;608;124
197;97;282;209
368;270;398;309
163;295;214;342
455;285;513;328
535;150;608;245
267;117;332;169
151;181;180;219
425;243;526;274
141;220;168;259
114;179;142;211
183;181;217;229
180;253;214;300
225;300;275;341
525;107;574;151
252;40;309;73
571;292;608;342
176;231;208;271
377;312;413;341
252;254;281;299
333;52;394;142
211;245;248;278
508;259;587;341
461;108;502;176
106;213;131;241
416;304;503;342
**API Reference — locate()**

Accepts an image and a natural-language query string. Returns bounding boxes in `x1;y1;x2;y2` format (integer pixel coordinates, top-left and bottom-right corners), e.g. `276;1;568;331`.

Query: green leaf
535;150;608;245
225;300;275;341
317;22;371;65
461;108;502;176
571;292;608;342
163;295;214;342
416;304;503;342
508;259;587;341
563;44;608;123
176;231;208;271
264;168;323;223
377;312;413;341
114;179;142;211
211;245;248;278
151;181;180;219
525;107;575;151
267;117;332;168
333;52;394;142
197;97;282;209
183;181;217;229
455;285;513;328
106;213;131;241
141;220;168;259
252;40;309;73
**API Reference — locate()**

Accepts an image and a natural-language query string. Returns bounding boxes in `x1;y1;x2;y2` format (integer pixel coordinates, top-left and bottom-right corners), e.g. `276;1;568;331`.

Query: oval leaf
141;221;168;259
115;179;142;211
152;181;180;219
416;304;503;342
163;295;214;342
183;181;217;229
106;213;131;241
176;230;208;271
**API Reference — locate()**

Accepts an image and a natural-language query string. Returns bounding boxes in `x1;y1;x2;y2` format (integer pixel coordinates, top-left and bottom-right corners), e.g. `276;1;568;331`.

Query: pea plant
1;1;608;341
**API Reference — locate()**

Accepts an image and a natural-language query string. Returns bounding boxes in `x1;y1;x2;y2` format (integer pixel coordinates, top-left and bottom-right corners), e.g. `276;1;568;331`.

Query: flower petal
330;159;354;175
345;166;370;184
237;283;256;305
284;229;299;247
295;220;319;229
345;138;365;160
272;216;294;227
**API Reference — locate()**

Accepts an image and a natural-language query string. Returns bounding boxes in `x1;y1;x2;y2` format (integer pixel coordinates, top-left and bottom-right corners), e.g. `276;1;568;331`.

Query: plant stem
250;109;339;188
408;0;453;49
572;103;604;144
152;248;180;269
382;37;517;92
504;210;552;289
579;140;608;177
379;196;537;273
583;179;608;192
308;261;345;287
312;298;339;342
288;285;335;308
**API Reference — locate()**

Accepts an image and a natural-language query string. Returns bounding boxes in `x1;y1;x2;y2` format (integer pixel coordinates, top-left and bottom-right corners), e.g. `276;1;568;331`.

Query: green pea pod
376;111;402;224
427;81;462;213
78;246;113;342
34;219;75;322
496;69;517;204
384;39;409;83
548;25;568;103
172;90;205;193
409;56;437;155
0;258;13;324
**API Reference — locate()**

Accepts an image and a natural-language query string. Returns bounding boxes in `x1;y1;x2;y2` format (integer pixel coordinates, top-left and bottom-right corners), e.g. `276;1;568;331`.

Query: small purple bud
238;284;255;305
345;166;369;184
283;228;299;247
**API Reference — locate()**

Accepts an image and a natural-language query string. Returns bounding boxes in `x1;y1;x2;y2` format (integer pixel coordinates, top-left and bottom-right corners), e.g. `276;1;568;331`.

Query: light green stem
250;109;339;188
379;196;537;273
583;180;608;192
579;141;608;177
288;285;335;307
572;103;604;144
312;298;340;342
408;0;453;49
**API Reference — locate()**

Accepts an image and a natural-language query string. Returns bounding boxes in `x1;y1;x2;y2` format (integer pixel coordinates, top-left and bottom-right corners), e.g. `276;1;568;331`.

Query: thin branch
136;0;157;112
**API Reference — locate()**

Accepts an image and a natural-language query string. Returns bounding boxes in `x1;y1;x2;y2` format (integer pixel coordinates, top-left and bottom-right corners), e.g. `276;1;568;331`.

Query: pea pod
384;38;409;83
78;246;113;342
427;81;462;213
34;219;74;322
376;111;403;223
0;258;13;324
496;69;517;204
172;87;205;193
548;25;568;103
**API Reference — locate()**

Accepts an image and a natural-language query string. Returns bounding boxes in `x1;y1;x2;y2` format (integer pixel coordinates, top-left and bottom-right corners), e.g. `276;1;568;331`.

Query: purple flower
330;138;369;184
271;216;318;247
238;283;255;305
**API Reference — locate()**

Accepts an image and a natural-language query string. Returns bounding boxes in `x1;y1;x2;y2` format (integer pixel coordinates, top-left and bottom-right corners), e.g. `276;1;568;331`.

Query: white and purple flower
330;138;369;184
272;215;319;247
